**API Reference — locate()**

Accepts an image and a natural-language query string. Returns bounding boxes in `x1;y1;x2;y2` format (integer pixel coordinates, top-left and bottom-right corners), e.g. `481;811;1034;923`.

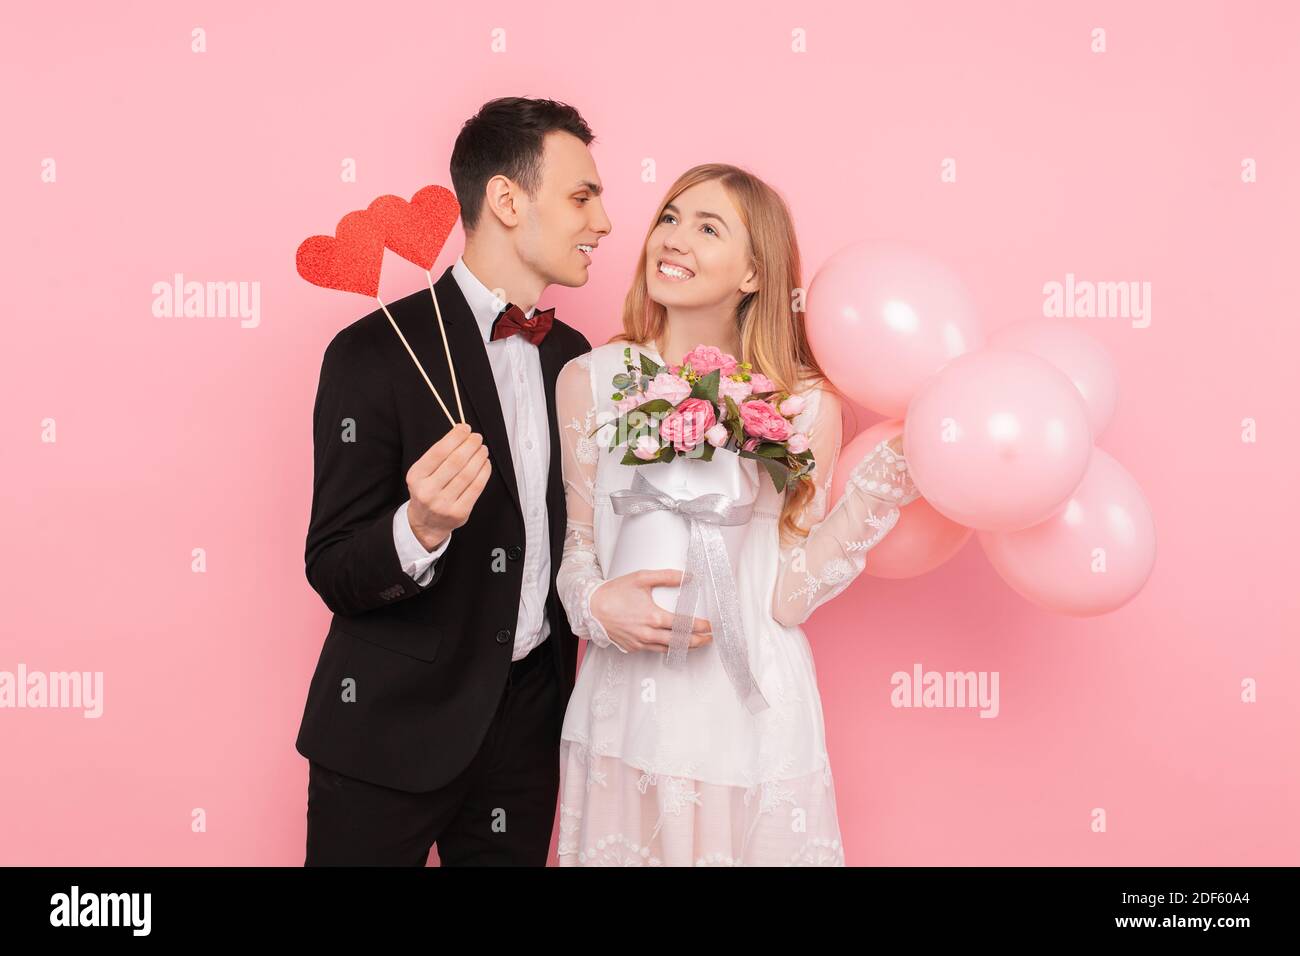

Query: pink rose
643;371;692;406
748;372;776;394
705;423;730;447
718;375;753;405
632;435;661;460
614;394;643;415
787;432;809;454
681;345;739;377
779;394;806;417
658;397;717;452
742;437;761;452
739;399;792;442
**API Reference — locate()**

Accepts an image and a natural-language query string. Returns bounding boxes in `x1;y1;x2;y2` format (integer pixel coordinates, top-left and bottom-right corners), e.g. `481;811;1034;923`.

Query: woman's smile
655;258;695;281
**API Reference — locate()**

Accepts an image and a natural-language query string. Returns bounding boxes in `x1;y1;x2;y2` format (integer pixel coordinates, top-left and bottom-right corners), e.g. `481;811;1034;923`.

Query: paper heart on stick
368;185;460;270
294;189;464;429
295;210;385;297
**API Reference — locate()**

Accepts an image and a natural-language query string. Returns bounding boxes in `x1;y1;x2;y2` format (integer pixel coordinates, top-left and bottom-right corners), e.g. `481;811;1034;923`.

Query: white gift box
606;445;761;619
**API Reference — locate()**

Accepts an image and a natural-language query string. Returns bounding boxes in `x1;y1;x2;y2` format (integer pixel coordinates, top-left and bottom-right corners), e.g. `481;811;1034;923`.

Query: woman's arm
771;387;919;628
554;354;623;651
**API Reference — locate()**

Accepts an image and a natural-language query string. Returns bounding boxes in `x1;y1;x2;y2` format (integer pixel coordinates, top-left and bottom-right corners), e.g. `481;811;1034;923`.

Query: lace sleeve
771;386;920;628
555;353;623;652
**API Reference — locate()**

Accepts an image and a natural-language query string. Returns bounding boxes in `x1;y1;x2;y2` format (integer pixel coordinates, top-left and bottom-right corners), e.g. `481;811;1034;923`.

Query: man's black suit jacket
295;264;592;793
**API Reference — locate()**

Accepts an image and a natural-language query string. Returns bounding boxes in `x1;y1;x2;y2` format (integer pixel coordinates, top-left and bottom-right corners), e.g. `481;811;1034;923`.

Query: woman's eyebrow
663;203;731;234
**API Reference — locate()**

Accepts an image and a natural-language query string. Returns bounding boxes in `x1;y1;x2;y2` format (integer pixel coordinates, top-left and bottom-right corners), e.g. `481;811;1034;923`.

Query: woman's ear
739;267;759;295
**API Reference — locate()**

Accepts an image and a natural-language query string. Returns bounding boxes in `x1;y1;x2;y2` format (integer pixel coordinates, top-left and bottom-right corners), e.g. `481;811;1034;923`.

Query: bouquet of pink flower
589;344;816;493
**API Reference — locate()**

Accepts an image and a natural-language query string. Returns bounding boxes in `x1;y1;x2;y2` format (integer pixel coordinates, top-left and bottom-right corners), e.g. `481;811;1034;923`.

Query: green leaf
675;442;710;463
590;403;670;450
612;373;632;389
688;368;720;403
620;446;664;465
640;353;663;378
724;395;755;446
740;450;791;493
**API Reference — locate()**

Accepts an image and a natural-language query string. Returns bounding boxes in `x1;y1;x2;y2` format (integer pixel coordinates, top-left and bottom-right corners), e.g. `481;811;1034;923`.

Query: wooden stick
375;295;457;428
426;272;465;424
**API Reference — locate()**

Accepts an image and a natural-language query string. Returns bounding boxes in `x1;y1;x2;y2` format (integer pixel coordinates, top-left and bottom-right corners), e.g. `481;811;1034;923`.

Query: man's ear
482;174;520;228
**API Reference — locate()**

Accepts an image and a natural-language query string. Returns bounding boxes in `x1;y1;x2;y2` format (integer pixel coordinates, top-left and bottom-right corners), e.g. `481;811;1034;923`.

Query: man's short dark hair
450;97;595;233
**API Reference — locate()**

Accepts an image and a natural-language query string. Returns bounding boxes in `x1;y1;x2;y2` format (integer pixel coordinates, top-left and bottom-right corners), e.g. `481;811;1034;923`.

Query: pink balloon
990;320;1119;439
903;348;1092;532
978;448;1156;616
830;420;973;579
806;242;984;417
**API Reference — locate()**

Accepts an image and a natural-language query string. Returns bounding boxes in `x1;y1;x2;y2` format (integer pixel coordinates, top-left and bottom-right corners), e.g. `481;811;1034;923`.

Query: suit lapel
421;265;523;523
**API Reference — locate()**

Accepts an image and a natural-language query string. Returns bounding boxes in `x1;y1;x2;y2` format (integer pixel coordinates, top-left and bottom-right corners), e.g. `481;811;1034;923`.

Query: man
296;97;611;865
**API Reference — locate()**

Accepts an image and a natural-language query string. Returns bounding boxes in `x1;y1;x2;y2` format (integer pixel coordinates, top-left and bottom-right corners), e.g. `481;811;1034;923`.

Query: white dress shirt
392;255;553;662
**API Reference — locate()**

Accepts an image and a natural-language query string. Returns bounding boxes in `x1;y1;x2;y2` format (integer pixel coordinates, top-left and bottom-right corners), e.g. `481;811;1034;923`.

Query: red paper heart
368;185;460;270
296;210;385;297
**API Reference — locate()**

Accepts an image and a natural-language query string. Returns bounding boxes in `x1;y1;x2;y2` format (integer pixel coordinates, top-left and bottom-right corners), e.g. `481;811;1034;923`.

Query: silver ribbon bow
609;469;770;715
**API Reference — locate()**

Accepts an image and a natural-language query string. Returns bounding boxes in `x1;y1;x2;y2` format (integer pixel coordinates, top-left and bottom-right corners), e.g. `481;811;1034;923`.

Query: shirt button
507;545;522;561
525;439;534;450
495;628;512;644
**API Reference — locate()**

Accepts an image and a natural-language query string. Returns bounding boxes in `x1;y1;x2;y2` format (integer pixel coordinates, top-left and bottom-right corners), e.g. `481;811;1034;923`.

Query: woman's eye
659;213;676;224
703;224;718;236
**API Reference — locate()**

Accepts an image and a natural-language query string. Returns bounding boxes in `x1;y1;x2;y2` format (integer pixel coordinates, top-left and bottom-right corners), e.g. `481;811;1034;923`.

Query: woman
554;164;919;866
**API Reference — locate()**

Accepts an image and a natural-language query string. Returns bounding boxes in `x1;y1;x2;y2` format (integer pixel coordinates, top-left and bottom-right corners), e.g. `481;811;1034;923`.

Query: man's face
514;131;612;288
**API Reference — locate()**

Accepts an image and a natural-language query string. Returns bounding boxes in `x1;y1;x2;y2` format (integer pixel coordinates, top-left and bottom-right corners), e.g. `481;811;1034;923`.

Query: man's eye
576;197;589;204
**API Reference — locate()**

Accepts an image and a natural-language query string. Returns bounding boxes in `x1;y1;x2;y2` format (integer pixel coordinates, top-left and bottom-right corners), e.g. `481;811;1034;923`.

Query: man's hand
406;422;492;551
590;569;713;654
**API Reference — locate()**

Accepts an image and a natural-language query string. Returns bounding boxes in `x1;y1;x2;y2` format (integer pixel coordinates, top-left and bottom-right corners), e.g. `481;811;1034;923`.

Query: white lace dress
554;341;918;866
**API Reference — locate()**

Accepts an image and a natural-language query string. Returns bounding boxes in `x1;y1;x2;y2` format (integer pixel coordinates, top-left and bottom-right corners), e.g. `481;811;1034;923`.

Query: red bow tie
491;303;554;345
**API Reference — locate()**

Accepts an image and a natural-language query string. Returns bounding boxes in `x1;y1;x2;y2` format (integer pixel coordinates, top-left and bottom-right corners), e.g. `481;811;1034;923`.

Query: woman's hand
851;435;919;506
589;569;713;654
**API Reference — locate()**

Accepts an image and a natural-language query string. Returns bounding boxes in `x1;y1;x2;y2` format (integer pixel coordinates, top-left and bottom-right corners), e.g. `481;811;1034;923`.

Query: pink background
2;1;1296;865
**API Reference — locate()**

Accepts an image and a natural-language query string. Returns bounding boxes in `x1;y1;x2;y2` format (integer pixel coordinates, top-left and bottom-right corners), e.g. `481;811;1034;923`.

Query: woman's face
644;179;758;310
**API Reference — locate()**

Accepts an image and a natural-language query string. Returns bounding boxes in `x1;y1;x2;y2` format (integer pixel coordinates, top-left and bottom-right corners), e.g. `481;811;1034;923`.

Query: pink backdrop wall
2;1;1296;865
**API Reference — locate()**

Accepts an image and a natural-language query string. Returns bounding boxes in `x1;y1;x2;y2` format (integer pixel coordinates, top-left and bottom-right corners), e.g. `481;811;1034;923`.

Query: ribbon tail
699;525;770;714
666;520;703;667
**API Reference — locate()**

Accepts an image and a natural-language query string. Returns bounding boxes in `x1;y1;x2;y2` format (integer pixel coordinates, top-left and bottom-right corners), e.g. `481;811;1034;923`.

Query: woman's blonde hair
608;163;845;545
